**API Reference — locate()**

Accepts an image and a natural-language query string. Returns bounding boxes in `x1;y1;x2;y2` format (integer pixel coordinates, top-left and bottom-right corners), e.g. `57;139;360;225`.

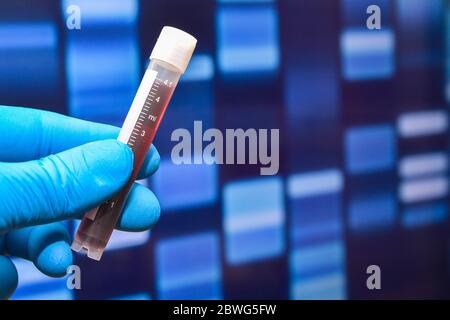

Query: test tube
72;26;197;261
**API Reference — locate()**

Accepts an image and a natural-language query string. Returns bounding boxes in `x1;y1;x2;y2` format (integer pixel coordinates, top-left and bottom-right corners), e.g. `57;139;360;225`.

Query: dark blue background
1;0;449;299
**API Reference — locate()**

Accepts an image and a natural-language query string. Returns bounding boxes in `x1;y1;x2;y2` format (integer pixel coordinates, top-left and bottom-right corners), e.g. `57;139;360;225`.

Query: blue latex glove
0;106;161;299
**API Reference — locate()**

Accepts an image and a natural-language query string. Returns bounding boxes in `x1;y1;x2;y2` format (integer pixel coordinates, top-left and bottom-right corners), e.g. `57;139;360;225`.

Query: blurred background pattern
0;0;449;299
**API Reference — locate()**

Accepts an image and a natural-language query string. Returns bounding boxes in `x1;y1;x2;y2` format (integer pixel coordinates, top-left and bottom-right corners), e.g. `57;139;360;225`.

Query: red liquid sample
73;72;177;260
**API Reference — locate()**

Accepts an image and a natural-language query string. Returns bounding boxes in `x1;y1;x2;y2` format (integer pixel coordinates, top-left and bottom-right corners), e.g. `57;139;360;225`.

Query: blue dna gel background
1;0;450;299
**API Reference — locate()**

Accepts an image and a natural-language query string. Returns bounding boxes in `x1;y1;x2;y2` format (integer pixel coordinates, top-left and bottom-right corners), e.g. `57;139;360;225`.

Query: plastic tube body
72;59;181;260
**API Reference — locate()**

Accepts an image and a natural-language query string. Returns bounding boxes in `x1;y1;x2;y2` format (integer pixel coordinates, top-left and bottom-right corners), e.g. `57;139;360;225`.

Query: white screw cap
150;26;197;74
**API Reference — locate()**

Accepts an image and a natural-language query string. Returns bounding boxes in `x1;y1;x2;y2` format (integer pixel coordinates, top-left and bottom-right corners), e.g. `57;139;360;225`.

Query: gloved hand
0;106;161;299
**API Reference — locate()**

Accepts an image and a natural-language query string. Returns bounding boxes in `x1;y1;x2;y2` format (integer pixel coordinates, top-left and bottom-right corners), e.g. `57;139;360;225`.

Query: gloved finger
115;183;161;232
4;223;72;277
0;255;18;299
0;105;160;179
0;139;133;233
